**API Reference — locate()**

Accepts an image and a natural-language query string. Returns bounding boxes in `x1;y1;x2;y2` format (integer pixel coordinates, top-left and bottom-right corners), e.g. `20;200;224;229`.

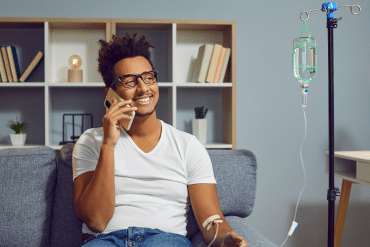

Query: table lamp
68;55;83;82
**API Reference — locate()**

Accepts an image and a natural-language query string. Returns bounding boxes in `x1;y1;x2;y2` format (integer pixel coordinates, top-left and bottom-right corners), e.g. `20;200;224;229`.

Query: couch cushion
208;149;256;217
186;149;257;240
0;147;56;246
50;143;83;247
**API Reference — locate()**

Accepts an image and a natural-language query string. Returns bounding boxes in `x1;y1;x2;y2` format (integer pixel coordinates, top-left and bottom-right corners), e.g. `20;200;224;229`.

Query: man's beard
135;105;156;117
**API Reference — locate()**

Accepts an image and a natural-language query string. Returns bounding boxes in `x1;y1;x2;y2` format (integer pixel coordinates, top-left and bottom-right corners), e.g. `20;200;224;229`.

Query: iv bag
293;37;317;87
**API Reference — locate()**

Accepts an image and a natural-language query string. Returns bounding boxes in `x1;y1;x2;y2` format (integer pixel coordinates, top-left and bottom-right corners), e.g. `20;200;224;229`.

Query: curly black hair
98;33;156;88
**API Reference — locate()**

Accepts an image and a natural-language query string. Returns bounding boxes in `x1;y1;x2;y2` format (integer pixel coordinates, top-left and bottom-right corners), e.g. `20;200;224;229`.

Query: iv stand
299;3;361;247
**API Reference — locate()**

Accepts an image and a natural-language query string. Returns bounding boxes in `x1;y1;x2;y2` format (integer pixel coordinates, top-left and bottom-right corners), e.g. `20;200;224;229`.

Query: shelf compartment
175;29;225;84
47;20;110;84
0;87;45;145
0;20;45;83
176;87;228;145
112;21;173;83
48;87;106;146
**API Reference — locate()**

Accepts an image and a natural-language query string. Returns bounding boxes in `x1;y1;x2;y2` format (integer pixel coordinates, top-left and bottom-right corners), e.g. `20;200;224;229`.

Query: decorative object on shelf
68;55;83;83
192;106;208;144
7;116;27;146
59;113;93;145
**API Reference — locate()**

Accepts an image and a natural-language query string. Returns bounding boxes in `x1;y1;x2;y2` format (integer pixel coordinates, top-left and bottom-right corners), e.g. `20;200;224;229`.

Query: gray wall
1;0;369;246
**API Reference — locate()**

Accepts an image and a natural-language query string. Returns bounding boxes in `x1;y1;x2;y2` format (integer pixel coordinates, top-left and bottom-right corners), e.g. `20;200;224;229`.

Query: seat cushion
0;147;56;246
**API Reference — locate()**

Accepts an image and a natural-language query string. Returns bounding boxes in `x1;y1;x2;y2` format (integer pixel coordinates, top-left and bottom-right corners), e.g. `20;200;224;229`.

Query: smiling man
72;33;247;247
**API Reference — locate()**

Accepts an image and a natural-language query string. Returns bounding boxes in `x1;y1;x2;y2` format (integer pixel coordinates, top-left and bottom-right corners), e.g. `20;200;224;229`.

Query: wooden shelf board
48;82;105;87
176;83;232;88
115;22;173;30
0;83;45;87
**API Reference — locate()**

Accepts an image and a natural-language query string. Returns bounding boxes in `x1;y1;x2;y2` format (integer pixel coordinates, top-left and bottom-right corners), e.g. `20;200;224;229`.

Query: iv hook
300;4;361;21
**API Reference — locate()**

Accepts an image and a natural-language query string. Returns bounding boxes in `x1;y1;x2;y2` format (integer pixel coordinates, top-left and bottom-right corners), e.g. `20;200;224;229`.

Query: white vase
10;133;27;146
192;119;207;144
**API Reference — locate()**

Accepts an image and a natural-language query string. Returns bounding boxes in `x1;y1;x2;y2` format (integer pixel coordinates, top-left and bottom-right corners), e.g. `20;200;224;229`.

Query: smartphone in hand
104;88;135;131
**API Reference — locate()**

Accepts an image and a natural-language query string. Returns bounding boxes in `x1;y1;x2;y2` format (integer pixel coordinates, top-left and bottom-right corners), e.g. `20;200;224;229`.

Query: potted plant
7;117;27;146
192;106;208;144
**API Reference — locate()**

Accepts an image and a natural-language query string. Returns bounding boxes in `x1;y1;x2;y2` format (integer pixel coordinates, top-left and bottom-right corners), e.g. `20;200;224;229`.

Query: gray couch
0;144;277;247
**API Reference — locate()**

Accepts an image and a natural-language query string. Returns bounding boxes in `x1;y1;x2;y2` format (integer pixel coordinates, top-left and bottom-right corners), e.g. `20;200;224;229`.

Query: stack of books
191;44;231;83
0;46;44;83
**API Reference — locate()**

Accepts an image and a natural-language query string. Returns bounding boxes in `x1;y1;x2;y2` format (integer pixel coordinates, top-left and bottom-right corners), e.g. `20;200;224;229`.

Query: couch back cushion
186;149;257;239
50;143;83;247
208;149;256;217
0;147;56;246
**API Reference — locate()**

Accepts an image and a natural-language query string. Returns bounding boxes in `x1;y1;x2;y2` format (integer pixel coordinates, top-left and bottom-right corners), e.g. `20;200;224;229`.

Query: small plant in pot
7;117;27;146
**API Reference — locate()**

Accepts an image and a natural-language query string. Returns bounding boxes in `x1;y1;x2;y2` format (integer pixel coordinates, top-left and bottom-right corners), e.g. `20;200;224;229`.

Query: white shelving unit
0;18;236;150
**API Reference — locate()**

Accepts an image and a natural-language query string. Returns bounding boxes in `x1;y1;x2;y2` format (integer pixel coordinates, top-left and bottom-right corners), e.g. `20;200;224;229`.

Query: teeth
136;97;150;102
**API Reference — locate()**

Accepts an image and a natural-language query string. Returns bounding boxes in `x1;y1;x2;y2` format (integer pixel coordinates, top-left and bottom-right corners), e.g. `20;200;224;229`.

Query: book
0;50;7;82
213;47;227;83
205;44;222;83
218;48;231;83
19;51;44;82
1;47;13;82
7;46;21;82
191;44;213;83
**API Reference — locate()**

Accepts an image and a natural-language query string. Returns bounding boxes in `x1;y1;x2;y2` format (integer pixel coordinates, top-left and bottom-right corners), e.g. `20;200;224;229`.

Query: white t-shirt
72;120;216;236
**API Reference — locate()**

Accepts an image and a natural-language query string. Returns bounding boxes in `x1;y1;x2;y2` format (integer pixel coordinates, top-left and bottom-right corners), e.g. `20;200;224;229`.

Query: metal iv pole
299;3;361;247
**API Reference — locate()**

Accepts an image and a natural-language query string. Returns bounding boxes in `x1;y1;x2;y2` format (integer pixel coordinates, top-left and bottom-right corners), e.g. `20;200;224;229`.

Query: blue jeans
81;227;194;247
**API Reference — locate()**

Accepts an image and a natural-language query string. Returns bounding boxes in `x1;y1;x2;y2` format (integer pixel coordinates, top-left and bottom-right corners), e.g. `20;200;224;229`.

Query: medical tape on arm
203;215;223;247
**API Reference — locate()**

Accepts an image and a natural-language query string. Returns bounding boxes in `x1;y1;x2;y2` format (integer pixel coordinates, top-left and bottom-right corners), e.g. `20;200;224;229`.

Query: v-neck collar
121;120;163;155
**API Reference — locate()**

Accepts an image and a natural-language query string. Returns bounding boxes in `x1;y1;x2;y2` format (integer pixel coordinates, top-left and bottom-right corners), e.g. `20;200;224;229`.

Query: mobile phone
104;88;135;131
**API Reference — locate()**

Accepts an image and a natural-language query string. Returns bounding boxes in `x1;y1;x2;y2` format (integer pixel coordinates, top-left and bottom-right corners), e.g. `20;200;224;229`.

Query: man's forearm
203;218;233;247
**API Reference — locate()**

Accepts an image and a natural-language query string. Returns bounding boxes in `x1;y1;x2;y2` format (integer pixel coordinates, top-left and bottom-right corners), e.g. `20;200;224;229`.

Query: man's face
112;56;159;117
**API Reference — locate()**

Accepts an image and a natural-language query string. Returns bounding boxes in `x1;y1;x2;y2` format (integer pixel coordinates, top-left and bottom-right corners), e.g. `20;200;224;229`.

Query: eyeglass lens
121;71;157;88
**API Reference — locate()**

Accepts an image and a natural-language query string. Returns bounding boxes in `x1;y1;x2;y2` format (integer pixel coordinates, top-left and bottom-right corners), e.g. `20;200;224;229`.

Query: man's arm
188;183;247;247
73;144;116;233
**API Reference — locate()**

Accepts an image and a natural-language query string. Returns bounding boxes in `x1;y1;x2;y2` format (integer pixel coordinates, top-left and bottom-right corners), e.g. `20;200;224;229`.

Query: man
72;33;247;247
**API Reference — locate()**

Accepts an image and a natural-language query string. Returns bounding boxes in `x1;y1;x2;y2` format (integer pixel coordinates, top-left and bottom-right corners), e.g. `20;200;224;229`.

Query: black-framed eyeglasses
110;70;158;89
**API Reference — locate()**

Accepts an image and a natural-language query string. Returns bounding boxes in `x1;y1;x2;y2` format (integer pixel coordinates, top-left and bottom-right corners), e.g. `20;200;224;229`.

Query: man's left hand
221;231;248;247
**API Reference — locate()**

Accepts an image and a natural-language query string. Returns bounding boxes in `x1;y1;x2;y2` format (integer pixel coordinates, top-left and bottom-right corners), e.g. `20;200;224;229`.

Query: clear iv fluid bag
293;37;317;86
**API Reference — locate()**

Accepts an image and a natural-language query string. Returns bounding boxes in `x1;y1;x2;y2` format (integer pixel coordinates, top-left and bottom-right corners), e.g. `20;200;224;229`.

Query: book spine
19;51;44;82
0;48;8;82
7;46;18;82
218;48;231;83
205;44;222;83
11;46;21;80
197;44;213;83
213;47;227;83
1;47;13;82
191;45;204;83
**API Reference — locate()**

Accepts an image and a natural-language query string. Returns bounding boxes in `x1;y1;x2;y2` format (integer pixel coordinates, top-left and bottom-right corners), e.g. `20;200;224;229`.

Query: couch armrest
190;216;277;247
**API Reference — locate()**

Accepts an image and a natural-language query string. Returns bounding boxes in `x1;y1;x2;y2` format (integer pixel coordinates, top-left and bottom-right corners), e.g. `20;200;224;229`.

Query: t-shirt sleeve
186;136;217;185
72;130;100;181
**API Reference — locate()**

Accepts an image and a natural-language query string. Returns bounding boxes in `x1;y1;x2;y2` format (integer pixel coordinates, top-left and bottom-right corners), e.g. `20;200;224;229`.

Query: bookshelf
0;17;236;150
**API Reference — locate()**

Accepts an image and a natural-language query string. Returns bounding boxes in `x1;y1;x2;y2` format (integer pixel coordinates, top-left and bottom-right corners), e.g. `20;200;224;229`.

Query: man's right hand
102;97;137;146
